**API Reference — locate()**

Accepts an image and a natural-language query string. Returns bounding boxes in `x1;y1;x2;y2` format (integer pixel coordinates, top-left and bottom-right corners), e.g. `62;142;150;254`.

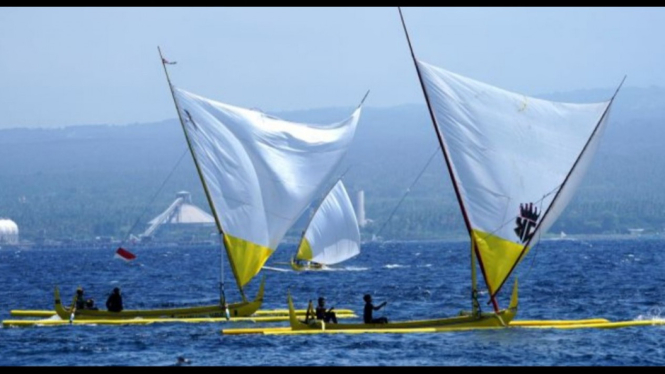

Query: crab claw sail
296;180;361;266
417;60;614;297
173;88;361;287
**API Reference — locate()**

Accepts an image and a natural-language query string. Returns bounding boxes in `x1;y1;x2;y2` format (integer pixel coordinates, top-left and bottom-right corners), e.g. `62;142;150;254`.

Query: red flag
115;247;136;262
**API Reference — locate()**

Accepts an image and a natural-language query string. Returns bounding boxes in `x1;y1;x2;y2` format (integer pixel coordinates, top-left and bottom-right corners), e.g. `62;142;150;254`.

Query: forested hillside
1;86;664;241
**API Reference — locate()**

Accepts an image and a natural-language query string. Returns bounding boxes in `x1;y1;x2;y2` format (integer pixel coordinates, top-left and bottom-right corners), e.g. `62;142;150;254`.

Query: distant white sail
418;60;613;296
296;180;361;265
174;88;361;286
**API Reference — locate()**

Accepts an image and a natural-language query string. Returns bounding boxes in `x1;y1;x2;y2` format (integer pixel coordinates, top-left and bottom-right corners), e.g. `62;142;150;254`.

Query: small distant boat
290;180;361;271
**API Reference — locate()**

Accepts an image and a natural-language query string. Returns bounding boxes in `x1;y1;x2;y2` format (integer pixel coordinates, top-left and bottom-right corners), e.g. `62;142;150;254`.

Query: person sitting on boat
74;287;86;310
293;256;305;267
363;294;388;324
175;356;191;366
106;287;123;312
315;297;337;323
85;298;99;311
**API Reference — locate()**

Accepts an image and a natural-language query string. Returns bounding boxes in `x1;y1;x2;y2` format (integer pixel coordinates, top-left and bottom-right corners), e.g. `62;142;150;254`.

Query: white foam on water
326;266;368;272
262;266;291;273
635;307;665;322
384;264;409;269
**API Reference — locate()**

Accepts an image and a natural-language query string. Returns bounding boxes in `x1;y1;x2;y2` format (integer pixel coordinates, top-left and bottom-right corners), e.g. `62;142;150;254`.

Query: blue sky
1;7;663;128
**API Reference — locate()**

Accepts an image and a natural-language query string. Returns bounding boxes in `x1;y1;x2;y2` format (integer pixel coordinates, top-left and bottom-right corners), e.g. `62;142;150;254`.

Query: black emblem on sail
514;203;540;243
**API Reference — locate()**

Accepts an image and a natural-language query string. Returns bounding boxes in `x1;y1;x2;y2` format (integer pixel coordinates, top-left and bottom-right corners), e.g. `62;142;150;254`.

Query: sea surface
1;237;665;366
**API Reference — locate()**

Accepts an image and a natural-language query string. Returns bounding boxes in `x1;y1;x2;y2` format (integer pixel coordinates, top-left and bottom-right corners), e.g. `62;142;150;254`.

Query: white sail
417;60;612;296
296;180;361;265
174;88;361;287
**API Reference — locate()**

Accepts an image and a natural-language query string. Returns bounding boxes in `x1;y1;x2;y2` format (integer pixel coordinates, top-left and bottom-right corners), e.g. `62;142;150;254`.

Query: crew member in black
315;297;337;323
74;288;86;310
106;287;124;312
363;294;388;324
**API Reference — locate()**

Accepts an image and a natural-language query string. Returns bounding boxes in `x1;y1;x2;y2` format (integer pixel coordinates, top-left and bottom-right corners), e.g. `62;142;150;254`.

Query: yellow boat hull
290;258;324;271
220;318;663;335
54;277;265;320
285;279;519;332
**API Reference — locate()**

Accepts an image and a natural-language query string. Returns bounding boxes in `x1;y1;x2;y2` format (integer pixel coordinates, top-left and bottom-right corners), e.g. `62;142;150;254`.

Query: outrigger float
2;311;358;328
221;319;665;335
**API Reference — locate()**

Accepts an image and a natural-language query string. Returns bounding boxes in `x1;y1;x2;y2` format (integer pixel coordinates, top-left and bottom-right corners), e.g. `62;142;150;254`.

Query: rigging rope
374;146;440;239
118;147;190;247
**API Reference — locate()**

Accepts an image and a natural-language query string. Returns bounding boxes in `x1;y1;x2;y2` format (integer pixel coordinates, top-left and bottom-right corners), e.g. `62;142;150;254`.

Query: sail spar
173;88;361;287
296;180;361;266
416;60;614;298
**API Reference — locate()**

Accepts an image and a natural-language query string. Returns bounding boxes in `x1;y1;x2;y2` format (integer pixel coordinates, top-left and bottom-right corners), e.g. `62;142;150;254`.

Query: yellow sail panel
472;229;525;295
224;234;274;288
296;238;313;261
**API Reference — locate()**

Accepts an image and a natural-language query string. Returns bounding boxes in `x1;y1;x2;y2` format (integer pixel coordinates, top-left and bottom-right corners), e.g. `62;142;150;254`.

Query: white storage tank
0;219;19;244
355;190;367;227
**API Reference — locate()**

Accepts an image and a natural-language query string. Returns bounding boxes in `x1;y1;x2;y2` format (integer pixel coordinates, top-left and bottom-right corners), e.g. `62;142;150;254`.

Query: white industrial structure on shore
628;228;644;236
0;219;19;244
141;191;215;238
354;190;371;228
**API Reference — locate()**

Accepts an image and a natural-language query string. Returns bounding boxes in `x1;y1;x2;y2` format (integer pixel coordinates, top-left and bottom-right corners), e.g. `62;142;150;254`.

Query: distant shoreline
2;232;662;251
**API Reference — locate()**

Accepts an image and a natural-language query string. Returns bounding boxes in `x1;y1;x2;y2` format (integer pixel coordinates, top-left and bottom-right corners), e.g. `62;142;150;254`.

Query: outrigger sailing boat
290;180;361;271
288;8;620;331
55;48;364;320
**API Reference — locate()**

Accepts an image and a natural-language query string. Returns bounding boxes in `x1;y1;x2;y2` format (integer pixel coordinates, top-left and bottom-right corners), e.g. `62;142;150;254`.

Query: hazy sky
1;7;663;128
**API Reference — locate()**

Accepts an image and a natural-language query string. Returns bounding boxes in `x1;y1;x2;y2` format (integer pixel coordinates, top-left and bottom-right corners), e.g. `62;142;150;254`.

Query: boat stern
53;286;73;319
287;292;300;329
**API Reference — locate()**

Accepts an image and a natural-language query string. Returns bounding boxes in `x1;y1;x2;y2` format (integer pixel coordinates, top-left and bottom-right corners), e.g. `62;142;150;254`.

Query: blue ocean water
1;237;664;366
